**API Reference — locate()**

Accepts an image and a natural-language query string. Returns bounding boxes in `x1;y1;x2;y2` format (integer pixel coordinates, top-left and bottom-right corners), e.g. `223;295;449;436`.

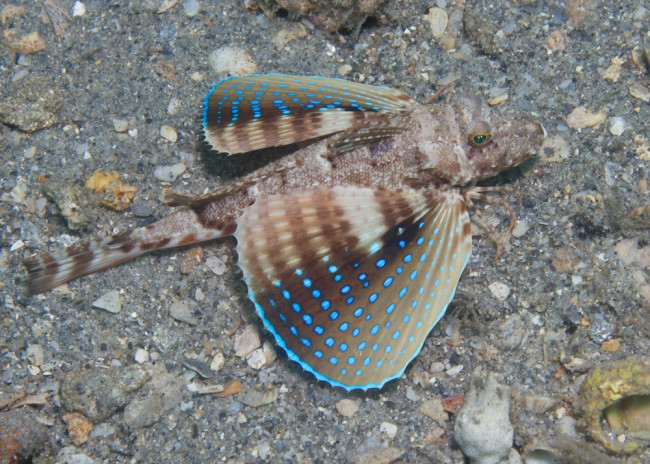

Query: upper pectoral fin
202;74;416;155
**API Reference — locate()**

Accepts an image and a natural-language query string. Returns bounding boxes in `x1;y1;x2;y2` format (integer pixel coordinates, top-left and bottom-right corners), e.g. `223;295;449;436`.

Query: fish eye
468;131;492;147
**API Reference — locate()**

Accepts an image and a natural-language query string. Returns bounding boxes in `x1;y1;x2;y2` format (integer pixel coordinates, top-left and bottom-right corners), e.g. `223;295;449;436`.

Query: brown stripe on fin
234;186;436;296
24;208;233;295
234;187;473;390
202;74;416;155
23;231;141;295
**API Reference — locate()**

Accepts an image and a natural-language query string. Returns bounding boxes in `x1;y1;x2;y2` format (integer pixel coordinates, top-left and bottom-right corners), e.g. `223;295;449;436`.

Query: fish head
415;95;545;186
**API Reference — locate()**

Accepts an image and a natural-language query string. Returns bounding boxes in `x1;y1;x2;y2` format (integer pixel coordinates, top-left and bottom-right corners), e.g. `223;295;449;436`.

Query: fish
23;74;545;391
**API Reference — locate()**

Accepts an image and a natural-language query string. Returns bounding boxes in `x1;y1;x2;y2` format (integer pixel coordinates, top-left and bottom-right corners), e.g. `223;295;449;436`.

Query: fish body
24;75;544;390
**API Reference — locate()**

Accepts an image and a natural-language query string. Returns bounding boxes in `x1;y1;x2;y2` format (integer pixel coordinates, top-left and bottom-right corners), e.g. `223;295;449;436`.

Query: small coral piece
577;358;650;454
85;171;137;211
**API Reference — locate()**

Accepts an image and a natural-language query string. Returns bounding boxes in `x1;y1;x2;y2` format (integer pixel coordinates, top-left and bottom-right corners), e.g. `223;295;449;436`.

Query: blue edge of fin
245;251;472;391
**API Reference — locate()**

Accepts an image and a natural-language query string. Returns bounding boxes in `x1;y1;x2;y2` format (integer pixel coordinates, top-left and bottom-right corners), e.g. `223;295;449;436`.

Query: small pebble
447;365;464;376
234;324;261;358
380;421;398;438
11;68;29;82
89;423;116;440
429;361;445;373
210;352;225;371
75;143;89;156
132;200;156;218
487;91;509;106
228;401;243;414
183;0;200;17
272;23;307;49
335;398;360;417
167;97;181;115
153;163;186;182
261;341;276;364
566;106;607;129
608;117;626;136
10;240;24;251
182;358;213;378
338;64;353;76
24;146;37;159
160;125;178;142
169;301;198;325
134;348;149;364
239;386;279;408
246;348;267;370
179;151;195;167
62;412;93;445
26;344;45;366
524;395;560;414
488;282;511;301
421;398;447;423
405;386;419;401
508;449;523;464
257;442;272;460
6;31;46;55
629;83;650;102
112;118;128;132
158;0;179;14
91;290;121;314
208;46;257;75
60;366;151;421
205;256;226;275
56;447;94;464
542;135;571;163
511;220;530;238
428;7;448;40
72;1;87;17
351;446;404;463
571;275;583;286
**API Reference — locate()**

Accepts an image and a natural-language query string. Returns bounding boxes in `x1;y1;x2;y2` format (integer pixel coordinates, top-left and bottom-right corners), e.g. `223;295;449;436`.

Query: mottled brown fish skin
23;96;543;295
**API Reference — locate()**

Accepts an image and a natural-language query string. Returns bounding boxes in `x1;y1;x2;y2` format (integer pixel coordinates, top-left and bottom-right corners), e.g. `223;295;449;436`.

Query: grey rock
88;422;116;440
92;290;121;314
183;0;200;17
454;370;513;464
182;357;213;378
169;300;198;325
123;368;184;429
153;163;186;182
56;446;95;464
205;256;226;276
227;401;243;414
0;409;49;462
421;398;447;423
61;366;151;422
239;386;279;408
131;200;157;218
